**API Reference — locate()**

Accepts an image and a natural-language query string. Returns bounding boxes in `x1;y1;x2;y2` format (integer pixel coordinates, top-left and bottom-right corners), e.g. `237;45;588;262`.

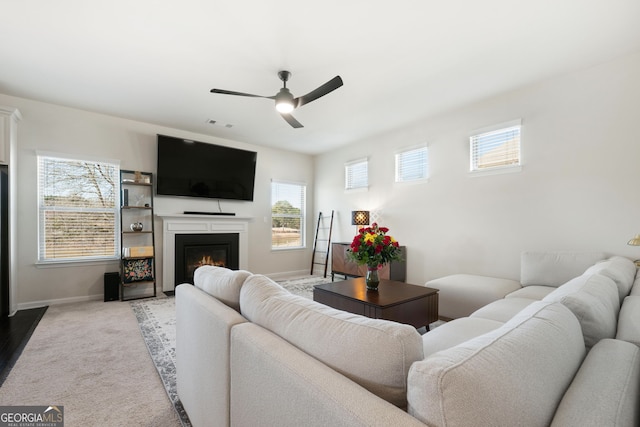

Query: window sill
271;247;306;252
36;258;120;268
469;165;522;177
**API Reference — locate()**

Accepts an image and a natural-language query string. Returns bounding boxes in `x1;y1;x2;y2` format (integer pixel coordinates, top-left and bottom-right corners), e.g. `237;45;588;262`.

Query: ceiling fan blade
210;88;275;99
295;76;343;108
280;113;303;128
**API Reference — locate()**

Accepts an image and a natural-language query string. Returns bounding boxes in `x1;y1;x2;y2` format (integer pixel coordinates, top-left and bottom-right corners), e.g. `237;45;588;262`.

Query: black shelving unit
119;170;156;301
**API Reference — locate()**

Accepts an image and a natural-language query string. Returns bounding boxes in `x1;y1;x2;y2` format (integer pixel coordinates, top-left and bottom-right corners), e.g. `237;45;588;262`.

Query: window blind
345;159;368;189
271;180;306;248
470;125;521;171
395;146;428;182
38;155;119;261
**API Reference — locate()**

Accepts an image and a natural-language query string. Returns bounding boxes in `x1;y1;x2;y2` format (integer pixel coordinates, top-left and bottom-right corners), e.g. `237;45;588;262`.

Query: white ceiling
1;1;639;155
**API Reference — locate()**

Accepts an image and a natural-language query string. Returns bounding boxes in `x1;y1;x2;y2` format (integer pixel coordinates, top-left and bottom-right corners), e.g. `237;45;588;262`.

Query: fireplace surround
158;214;251;291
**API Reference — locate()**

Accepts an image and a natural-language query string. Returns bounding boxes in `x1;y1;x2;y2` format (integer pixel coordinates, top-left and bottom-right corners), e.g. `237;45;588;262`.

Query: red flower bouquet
346;223;402;269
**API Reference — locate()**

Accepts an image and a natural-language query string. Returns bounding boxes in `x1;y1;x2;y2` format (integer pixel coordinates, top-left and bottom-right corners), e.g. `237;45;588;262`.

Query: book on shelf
122;246;154;258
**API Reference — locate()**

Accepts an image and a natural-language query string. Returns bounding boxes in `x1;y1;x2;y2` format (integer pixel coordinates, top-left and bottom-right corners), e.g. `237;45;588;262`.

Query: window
395;146;429;182
271;180;306;249
470;120;521;172
345;158;368;189
38;153;119;262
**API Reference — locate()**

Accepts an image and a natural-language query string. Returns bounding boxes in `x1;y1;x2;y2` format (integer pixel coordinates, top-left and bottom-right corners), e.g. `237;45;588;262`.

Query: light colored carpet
0;299;182;427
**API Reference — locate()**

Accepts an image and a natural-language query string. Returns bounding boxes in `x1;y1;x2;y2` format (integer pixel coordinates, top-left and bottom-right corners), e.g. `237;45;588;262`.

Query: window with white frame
395;146;429;182
470;120;521;172
345;158;368;189
271;180;306;249
37;153;120;262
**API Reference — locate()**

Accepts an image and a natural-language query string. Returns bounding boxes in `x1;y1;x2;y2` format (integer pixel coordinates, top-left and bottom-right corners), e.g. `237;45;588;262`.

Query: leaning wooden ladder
310;210;334;277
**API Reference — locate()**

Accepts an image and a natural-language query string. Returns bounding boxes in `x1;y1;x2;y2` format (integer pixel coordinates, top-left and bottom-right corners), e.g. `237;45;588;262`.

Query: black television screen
156;134;257;201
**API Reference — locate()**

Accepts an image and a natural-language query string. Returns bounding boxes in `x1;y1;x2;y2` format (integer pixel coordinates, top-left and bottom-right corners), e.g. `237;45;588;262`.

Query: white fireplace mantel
157;214;253;291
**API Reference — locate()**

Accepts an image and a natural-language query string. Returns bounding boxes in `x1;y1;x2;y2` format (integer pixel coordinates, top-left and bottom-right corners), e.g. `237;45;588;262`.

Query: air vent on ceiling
207;119;233;128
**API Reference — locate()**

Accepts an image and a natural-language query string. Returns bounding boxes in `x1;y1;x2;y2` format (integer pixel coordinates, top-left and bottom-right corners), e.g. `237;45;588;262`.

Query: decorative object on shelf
123;258;154;283
346;223;402;291
130;222;143;232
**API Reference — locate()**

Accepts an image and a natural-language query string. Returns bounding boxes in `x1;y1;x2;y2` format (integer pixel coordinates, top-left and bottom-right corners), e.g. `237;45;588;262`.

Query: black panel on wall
0;165;8;318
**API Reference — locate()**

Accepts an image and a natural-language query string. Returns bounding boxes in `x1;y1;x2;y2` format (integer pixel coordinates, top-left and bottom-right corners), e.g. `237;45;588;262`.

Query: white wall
315;51;640;285
0;93;314;308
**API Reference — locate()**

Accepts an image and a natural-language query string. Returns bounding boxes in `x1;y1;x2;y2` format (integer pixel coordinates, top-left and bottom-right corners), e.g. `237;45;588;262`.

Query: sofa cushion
407;301;586;427
551;339;640;427
505;285;555;300
240;274;424;408
583;256;636;303
425;274;521;319
469;297;538;322
520;251;606;287
193;265;252;311
543;273;619;349
616;296;640;347
230;323;425;427
422;317;504;358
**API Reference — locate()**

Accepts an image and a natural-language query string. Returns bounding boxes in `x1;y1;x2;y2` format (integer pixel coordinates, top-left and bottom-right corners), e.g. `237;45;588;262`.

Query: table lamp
627;234;640;266
351;210;369;234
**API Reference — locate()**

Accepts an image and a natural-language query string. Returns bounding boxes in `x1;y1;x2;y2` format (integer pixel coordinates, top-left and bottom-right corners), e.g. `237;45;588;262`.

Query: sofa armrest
551;339;640;427
176;284;247;427
230;323;425;427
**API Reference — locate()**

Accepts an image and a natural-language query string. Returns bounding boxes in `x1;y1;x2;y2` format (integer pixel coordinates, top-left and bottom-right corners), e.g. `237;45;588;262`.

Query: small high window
395;146;428;182
345;158;368;190
470;120;521;173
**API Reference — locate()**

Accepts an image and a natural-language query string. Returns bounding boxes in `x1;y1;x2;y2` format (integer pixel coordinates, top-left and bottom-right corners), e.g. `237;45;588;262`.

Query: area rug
131;297;191;427
129;275;328;427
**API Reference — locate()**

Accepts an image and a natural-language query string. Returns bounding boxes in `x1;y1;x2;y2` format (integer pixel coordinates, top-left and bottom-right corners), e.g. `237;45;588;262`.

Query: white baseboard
17;294;104;311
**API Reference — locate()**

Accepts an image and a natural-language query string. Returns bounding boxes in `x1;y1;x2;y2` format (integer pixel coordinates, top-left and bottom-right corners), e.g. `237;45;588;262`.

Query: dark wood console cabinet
331;242;406;282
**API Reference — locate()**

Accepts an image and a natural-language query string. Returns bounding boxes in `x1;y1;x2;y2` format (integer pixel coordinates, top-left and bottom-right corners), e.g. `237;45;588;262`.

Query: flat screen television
156;134;257;201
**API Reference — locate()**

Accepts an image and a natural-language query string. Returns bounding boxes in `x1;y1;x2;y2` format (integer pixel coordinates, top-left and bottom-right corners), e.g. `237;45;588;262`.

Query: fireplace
175;233;239;286
158;214;251;292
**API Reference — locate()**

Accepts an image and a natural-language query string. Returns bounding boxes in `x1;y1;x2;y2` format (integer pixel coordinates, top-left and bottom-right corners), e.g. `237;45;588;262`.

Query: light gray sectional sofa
176;253;640;427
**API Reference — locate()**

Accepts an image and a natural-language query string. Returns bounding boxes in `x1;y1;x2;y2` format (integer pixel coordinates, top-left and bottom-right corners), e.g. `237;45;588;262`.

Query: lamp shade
628;234;640;246
351;210;370;226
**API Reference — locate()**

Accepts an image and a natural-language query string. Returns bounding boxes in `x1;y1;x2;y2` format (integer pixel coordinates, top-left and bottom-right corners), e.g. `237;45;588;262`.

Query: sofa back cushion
551;339;640;427
583;256;636;303
193;266;252;311
542;273;619;349
520;251;606;287
240;274;424;408
407;301;585;427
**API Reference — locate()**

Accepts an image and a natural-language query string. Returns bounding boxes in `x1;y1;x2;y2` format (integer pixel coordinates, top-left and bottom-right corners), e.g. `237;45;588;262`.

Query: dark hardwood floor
0;306;48;386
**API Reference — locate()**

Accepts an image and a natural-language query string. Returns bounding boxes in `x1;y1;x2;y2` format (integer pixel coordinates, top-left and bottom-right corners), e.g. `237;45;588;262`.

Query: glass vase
366;267;380;291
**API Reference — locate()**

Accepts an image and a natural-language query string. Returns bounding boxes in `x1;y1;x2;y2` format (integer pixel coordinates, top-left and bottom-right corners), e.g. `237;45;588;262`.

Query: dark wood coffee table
313;278;439;330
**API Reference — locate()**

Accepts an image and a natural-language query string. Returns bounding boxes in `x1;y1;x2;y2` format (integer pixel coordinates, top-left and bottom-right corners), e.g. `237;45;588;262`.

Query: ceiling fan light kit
275;88;295;113
210;70;343;128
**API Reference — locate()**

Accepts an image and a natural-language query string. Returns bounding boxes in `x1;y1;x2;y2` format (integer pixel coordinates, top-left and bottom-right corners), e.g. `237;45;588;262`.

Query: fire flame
197;255;225;268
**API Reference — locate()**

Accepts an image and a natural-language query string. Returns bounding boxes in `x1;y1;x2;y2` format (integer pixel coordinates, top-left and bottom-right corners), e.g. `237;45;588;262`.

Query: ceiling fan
210;71;343;128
